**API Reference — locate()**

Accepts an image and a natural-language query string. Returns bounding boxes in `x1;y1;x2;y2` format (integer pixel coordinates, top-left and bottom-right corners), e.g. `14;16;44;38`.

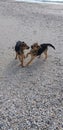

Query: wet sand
0;1;63;129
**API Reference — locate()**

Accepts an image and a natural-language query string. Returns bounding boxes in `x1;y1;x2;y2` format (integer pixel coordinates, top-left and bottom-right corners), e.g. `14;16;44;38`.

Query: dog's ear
34;43;39;46
20;41;25;47
22;42;26;46
22;41;25;44
36;43;38;45
35;42;38;45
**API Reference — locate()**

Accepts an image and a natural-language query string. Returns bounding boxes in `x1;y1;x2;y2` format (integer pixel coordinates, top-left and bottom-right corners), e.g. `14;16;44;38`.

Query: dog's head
21;41;29;50
31;43;40;51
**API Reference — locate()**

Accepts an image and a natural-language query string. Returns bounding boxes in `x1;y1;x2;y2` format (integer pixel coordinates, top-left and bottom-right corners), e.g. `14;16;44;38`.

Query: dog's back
37;43;55;56
15;41;22;54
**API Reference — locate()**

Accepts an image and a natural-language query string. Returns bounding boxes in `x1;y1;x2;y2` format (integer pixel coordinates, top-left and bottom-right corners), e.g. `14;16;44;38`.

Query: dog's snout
31;45;33;49
27;46;29;49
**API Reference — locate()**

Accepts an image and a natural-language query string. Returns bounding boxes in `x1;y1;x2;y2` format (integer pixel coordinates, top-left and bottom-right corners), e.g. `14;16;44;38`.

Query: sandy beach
0;1;63;129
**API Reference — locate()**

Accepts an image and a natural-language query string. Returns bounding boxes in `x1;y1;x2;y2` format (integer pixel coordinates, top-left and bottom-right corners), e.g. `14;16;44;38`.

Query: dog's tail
46;43;55;50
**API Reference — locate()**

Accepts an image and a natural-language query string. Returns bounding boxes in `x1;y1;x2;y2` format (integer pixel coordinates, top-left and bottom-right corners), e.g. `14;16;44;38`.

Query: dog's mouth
27;46;30;49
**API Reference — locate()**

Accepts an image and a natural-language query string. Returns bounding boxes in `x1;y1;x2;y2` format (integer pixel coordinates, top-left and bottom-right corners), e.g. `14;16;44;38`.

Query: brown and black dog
15;41;29;67
25;43;55;66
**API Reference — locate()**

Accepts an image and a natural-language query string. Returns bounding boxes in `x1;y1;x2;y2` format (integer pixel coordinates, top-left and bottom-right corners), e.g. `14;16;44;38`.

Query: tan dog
15;41;29;67
25;42;55;66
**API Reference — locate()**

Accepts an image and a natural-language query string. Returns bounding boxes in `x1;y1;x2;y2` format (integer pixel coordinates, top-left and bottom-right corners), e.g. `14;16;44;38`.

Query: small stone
62;124;63;128
8;128;13;130
54;127;59;130
31;123;39;129
0;123;3;129
46;120;50;125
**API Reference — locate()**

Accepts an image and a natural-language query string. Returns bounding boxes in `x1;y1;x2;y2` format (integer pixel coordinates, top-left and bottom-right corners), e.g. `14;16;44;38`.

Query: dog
25;43;55;66
15;41;29;67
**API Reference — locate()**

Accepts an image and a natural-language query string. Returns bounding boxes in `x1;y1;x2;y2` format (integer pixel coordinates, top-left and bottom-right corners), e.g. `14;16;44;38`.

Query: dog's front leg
15;52;18;59
18;54;25;67
25;52;31;58
19;55;25;67
44;50;48;59
25;55;35;66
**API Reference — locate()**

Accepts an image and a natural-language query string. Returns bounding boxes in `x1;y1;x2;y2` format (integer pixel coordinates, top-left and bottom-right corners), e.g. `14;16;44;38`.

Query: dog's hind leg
44;50;48;59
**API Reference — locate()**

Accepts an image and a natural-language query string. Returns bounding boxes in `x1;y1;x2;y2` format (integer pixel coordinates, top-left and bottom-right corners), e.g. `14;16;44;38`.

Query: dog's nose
31;45;33;49
27;46;30;49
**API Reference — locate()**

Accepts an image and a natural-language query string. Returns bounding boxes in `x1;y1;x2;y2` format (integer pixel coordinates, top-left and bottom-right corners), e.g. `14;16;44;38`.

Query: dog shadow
4;57;47;79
